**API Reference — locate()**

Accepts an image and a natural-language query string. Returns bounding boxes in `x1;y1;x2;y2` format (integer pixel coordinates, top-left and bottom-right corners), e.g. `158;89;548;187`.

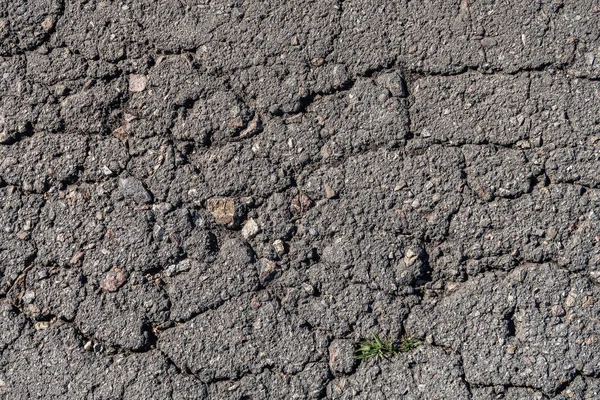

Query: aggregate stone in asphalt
1;1;600;399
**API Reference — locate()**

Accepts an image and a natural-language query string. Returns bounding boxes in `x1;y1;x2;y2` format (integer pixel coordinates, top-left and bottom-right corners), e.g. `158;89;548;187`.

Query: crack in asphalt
1;0;600;398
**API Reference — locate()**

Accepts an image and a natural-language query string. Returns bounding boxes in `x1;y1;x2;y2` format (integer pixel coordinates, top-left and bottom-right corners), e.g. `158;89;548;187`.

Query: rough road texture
1;1;600;399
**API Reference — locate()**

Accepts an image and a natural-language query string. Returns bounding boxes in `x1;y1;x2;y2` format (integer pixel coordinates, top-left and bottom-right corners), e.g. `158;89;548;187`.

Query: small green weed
353;333;421;360
353;332;397;360
398;335;420;352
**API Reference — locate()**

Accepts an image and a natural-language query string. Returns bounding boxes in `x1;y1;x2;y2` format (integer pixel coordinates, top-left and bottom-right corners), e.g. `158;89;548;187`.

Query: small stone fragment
583;296;597;307
206;197;246;228
118;176;153;204
242;218;261;239
153;225;165;241
273;239;286;255
258;259;279;284
290;193;314;215
70;251;84;265
240;196;255;207
475;186;493;201
329;339;356;375
238;115;262;139
84;341;93;351
165;259;192;277
124;113;137;122
228;116;245;130
53;84;68;97
101;267;128;292
0;115;13;144
112;126;128;141
16;231;30;240
302;283;315;294
480;37;497;47
152;202;174;215
324;184;337;199
129;74;148;92
376;71;408;98
404;248;420;266
101;165;115;176
551;305;566;317
41;15;54;32
320;143;332;158
565;290;577;308
250;297;261;309
311;57;325;67
22;291;35;304
34;321;50;330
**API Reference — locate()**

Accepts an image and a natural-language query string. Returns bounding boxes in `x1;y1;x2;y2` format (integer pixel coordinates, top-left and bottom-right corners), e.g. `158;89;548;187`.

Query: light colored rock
325;184;337;199
242;218;260;239
41;15;54;32
34;322;50;330
404;248;419;266
238;115;262;139
206;197;245;228
100;267;128;292
273;239;286;255
129;74;148;92
0;114;11;144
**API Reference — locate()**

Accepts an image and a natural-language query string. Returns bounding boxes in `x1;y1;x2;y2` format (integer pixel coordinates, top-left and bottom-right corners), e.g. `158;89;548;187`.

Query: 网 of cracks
66;317;207;385
155;282;266;334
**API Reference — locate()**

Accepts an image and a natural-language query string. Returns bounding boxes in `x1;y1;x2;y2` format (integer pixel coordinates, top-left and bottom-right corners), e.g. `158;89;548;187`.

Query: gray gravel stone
118;176;153;204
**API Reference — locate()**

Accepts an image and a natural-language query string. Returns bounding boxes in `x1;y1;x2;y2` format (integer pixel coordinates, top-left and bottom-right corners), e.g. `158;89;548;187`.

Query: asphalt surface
1;1;600;399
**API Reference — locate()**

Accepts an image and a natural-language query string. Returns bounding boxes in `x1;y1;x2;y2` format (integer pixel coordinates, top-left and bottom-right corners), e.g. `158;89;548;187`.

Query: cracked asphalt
1;0;600;399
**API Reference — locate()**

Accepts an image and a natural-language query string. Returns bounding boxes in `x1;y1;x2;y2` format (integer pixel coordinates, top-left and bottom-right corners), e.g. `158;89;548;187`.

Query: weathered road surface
1;1;600;398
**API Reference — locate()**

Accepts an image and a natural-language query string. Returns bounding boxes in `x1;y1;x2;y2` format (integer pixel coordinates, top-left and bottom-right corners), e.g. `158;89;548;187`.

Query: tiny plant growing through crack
398;335;420;352
353;333;421;360
353;332;397;360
